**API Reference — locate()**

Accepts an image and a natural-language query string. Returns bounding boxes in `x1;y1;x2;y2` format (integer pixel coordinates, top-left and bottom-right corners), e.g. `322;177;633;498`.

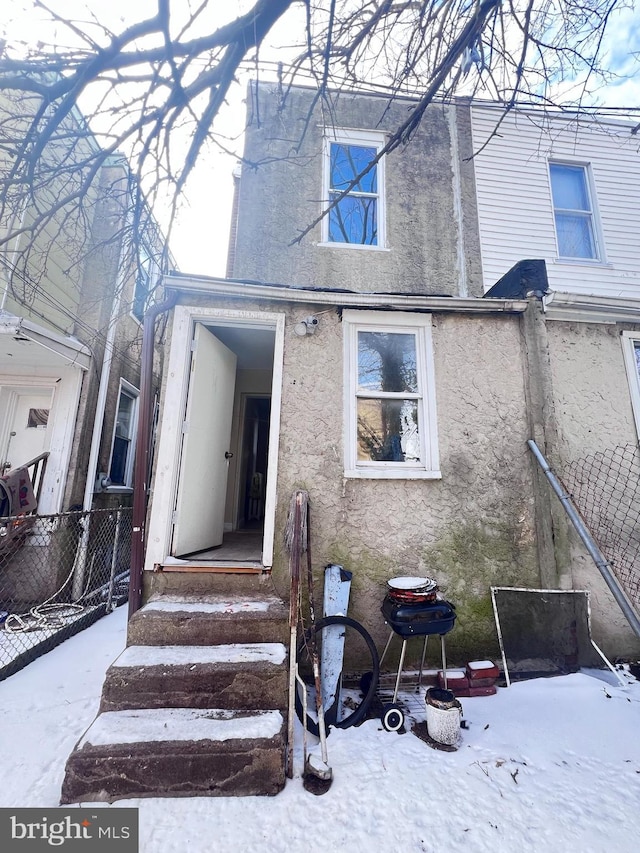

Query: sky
0;605;639;852
1;1;639;277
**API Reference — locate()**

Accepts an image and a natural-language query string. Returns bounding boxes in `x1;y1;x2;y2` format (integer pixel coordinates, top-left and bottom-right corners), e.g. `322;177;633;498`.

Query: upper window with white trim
343;310;440;479
108;381;139;488
622;332;640;442
549;163;600;260
323;130;386;248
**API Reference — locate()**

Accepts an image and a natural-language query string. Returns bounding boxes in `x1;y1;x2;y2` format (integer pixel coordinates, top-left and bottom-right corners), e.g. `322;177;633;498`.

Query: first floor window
549;162;600;260
109;382;139;487
343;310;440;478
622;332;640;441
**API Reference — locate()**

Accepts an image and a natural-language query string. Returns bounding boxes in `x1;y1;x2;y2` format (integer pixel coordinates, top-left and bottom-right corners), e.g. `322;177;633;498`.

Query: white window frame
343;310;440;479
548;161;603;263
321;128;387;250
107;379;139;489
622;331;640;441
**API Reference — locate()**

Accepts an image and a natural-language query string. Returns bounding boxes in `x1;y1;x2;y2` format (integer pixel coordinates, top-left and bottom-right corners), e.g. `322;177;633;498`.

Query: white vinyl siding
471;105;640;299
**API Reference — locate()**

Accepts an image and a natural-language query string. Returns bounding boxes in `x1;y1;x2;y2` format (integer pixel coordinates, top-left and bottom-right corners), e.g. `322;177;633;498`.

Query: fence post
106;508;122;613
71;514;90;601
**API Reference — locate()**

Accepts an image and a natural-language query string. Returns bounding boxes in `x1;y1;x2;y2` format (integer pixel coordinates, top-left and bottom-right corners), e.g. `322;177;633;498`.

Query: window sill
553;257;612;269
344;468;442;480
104;486;134;494
317;242;390;253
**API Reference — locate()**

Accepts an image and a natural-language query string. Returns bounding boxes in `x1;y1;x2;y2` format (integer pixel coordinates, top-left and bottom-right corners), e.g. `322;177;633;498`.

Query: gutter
543;291;640;324
165;273;528;314
0;313;91;370
129;288;178;618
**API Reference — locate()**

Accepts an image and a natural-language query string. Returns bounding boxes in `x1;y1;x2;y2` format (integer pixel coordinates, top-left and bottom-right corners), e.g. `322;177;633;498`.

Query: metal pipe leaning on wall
129;290;179;619
527;439;640;641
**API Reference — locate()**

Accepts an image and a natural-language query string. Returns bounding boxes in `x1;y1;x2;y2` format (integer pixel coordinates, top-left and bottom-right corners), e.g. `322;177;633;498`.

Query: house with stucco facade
60;83;640;803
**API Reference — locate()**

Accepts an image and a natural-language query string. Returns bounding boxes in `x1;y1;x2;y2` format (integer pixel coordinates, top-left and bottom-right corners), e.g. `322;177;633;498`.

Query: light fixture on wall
294;316;319;337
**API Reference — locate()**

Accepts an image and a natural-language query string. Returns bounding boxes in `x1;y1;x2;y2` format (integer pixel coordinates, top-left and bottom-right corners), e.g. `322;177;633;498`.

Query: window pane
109;436;130;485
115;392;135;439
357;399;420;463
555;213;596;258
635;342;640;376
358;332;418;393
550;164;589;211
329;194;377;245
27;408;49;428
330;143;377;193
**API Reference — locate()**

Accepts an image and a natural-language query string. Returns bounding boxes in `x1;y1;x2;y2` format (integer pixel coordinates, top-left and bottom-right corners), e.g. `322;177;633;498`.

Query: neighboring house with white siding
0;89;168;518
471;103;640;301
471;103;640;456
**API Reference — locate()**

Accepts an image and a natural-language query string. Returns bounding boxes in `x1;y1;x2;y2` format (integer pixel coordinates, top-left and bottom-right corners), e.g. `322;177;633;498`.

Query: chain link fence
0;507;132;680
560;444;640;612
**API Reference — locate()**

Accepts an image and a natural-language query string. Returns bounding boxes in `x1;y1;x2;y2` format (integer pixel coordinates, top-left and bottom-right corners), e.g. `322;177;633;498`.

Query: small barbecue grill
378;576;456;731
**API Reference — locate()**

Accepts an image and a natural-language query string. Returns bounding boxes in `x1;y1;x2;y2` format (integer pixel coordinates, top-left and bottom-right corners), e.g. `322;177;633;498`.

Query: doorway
0;387;53;474
169;318;278;567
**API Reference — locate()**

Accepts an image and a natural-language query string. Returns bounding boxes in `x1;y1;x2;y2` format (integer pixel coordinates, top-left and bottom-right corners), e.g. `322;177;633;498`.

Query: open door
172;324;237;556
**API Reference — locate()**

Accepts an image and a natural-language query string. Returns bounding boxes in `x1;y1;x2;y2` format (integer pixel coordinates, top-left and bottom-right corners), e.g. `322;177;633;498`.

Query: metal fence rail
0;507;132;680
560;444;640;613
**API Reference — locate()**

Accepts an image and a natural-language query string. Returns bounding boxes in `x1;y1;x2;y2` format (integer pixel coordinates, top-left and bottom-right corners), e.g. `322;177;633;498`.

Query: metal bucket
425;687;462;747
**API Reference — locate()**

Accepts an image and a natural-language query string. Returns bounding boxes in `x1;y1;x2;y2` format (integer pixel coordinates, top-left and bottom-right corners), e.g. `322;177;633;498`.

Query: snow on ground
1;605;639;853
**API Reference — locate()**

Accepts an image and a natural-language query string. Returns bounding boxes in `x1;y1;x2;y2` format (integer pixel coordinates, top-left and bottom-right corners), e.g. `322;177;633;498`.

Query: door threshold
159;559;265;574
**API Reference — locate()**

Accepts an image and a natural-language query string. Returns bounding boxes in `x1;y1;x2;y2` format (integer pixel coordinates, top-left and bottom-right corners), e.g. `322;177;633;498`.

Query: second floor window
109;383;139;487
549;163;600;260
323;130;385;247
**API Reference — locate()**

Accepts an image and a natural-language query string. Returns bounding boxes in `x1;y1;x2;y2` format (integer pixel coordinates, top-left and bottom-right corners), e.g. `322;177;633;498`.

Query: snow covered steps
100;643;288;713
127;594;289;647
60;589;290;802
60;707;286;802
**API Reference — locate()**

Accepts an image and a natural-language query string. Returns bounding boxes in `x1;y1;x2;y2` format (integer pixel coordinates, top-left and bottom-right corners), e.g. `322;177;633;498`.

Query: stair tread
113;643;287;668
142;594;286;616
79;708;284;749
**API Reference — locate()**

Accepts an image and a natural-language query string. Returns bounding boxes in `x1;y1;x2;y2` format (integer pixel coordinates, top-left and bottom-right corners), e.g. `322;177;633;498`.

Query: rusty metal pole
129;290;177;620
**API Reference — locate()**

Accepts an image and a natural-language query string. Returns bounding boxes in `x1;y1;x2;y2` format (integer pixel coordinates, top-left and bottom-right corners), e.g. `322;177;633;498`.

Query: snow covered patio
0;605;638;853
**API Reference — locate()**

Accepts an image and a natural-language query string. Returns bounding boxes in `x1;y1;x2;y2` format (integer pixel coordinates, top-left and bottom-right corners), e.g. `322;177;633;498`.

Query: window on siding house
324;131;385;247
622;332;640;442
549;163;599;260
343;310;440;479
108;383;139;487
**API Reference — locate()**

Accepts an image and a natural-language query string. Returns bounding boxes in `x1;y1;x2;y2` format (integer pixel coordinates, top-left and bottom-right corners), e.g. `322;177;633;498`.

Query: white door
1;389;53;473
172;324;237;556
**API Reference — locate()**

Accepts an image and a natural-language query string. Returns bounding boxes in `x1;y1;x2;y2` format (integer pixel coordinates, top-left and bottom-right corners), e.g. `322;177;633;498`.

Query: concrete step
100;643;288;713
127;594;289;647
60;707;286;803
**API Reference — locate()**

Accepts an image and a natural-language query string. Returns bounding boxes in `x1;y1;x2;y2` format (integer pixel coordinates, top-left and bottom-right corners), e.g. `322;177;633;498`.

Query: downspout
71;237;129;600
129;288;178;618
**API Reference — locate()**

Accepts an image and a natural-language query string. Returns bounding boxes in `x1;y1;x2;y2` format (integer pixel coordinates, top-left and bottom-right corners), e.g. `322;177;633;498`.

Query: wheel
382;703;405;733
295;615;380;736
